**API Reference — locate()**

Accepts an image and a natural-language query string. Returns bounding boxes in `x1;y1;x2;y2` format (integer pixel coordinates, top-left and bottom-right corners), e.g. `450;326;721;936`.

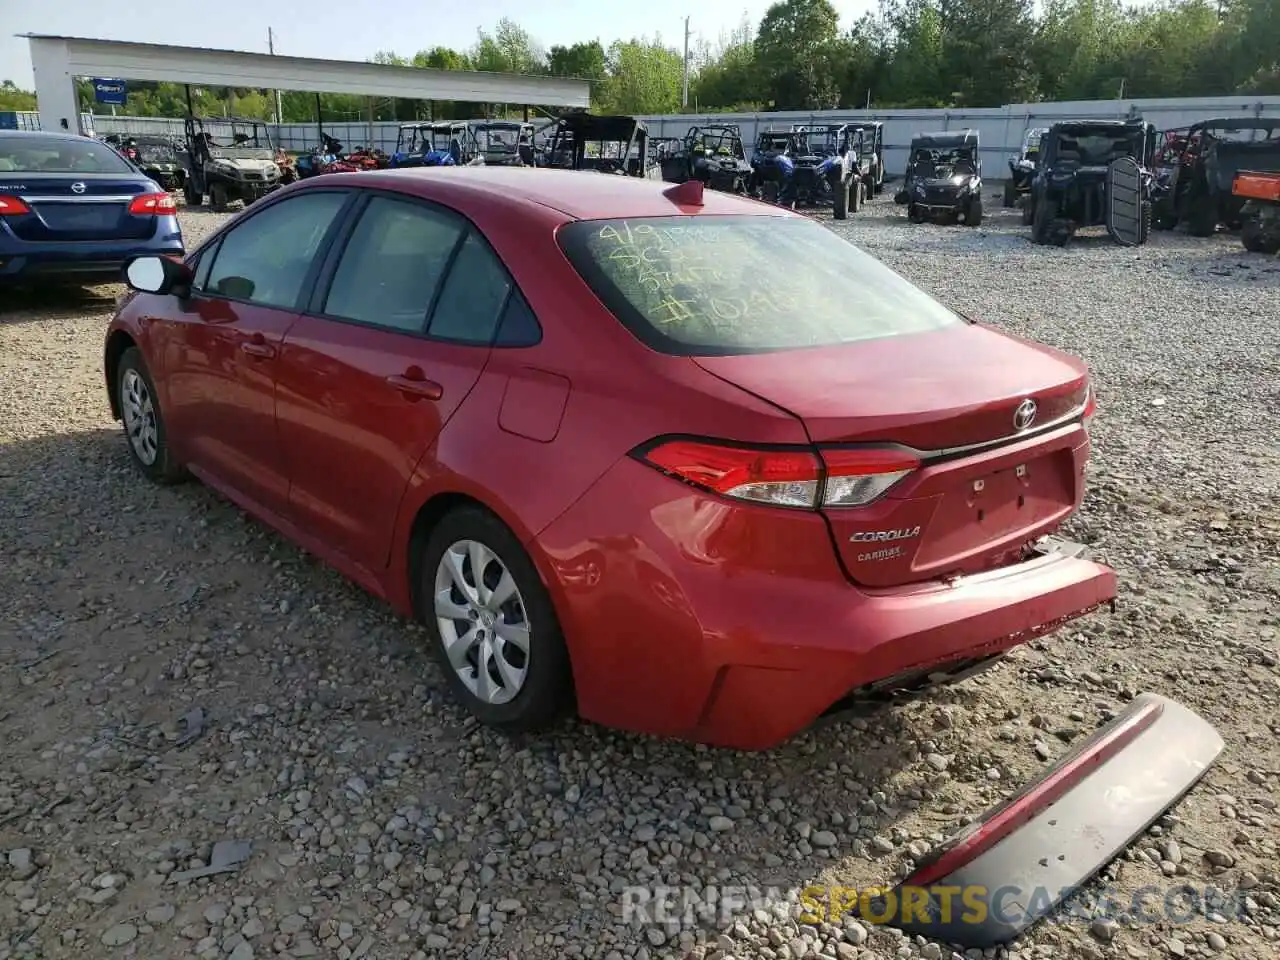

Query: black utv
660;124;753;193
1157;118;1280;236
128;136;186;191
1028;119;1156;247
895;130;984;226
544;114;660;178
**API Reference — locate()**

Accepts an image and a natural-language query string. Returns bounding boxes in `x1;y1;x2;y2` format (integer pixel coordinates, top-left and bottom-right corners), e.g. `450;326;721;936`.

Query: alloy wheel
121;368;159;466
433;539;531;705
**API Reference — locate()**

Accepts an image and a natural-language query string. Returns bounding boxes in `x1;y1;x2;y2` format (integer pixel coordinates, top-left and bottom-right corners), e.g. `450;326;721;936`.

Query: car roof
317;167;800;222
0;130;101;143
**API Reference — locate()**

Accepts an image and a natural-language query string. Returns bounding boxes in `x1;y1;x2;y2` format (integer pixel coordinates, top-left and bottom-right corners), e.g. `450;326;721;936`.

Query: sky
1;0;879;90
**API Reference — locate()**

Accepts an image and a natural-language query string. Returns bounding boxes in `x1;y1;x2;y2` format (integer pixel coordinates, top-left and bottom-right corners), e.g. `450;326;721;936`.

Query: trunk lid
693;324;1092;587
5;173;157;242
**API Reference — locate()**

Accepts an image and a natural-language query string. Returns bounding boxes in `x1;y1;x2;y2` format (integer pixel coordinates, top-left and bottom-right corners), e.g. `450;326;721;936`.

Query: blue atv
749;129;800;203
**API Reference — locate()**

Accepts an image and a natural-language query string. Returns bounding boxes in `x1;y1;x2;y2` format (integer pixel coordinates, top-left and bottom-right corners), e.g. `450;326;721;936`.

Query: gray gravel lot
2;195;1278;960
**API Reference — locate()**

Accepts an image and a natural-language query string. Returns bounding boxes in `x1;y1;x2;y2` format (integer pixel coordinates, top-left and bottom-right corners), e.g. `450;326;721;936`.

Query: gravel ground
2;194;1278;960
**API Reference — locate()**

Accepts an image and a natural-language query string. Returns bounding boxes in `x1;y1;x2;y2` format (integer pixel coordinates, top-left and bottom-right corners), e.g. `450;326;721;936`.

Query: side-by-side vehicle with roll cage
749;129;799;203
790;123;873;219
544;114;659;178
831;120;886;197
468;120;535;166
1155;118;1280;236
390;123;454;169
1004;127;1048;213
1231;169;1280;253
1028;119;1156;247
108;135;186;191
181;115;283;211
659;124;753;194
896;130;984;227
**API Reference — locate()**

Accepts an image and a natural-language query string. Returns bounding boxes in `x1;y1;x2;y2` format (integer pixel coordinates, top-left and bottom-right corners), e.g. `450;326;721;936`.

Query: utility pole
268;28;284;124
681;17;691;110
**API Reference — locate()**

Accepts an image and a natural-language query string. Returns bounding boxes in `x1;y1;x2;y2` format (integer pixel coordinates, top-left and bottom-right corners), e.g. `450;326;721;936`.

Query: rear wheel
762;181;779;204
851;180;863;213
117;347;186;485
1186;195;1217;237
416;507;574;734
1031;196;1052;245
183;179;201;207
907;203;924;223
833;180;849;220
1002;180;1017;207
1242;218;1280;254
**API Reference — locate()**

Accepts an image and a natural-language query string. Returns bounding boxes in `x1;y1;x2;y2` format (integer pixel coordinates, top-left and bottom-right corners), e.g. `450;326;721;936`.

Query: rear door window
322;196;466;333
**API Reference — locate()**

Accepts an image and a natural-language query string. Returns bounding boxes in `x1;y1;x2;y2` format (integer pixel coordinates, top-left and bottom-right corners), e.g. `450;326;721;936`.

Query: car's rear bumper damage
865;692;1223;948
535;457;1118;750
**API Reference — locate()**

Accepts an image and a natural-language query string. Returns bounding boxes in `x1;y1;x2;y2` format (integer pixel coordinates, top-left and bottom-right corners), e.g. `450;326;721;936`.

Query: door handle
386;373;444;400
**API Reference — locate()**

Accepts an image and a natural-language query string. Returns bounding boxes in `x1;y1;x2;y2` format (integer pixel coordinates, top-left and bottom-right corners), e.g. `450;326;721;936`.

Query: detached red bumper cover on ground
872;693;1224;947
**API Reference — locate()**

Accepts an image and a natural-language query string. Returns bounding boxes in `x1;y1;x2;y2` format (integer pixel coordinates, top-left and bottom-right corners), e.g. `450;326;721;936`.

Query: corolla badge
1014;398;1038;431
71;182;86;194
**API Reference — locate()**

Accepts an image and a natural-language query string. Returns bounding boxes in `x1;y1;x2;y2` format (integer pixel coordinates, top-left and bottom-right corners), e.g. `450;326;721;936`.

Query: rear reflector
128;192;178;215
637;439;918;509
0;194;31;216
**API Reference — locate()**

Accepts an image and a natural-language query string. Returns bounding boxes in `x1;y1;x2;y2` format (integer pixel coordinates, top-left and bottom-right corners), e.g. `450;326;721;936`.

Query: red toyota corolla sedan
105;168;1116;750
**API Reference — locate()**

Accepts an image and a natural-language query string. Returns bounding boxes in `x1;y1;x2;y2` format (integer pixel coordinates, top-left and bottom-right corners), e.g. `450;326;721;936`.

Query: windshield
478;126;521;151
558;215;961;355
1057;134;1137;165
0;135;134;174
1202;125;1280;144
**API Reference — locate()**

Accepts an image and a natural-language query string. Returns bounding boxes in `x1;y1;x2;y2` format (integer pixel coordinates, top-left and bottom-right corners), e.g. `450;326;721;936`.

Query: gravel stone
0;201;1276;960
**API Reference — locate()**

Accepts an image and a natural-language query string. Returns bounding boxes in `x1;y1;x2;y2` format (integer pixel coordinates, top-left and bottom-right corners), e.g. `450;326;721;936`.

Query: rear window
0;135;134;174
557;215;963;355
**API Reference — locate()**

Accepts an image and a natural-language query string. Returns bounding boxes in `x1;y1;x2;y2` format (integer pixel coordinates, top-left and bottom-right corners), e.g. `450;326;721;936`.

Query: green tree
596;39;684;114
691;16;764;109
0;80;37;111
547;41;607;80
755;0;842;109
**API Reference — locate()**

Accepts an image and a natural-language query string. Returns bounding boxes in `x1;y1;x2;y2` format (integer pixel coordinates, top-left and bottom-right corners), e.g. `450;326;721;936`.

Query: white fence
10;93;1280;176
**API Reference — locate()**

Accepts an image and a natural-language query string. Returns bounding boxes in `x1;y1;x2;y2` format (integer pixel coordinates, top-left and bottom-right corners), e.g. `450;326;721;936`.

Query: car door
274;192;516;573
158;189;352;516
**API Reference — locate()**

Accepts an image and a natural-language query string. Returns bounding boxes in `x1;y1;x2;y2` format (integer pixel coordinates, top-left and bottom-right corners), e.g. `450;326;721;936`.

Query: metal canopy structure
24;34;591;136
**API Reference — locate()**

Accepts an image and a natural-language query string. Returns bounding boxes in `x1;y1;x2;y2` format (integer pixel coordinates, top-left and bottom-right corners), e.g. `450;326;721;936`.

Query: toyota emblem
71;182;86;194
1013;398;1038;431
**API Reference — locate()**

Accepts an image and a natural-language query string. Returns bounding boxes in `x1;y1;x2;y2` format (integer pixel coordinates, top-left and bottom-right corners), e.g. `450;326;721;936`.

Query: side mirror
125;255;192;296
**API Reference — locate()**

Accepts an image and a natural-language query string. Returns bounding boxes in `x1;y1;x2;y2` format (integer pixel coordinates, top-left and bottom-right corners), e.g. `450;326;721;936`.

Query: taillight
819;447;921;507
637;439;918;510
0;194;31;216
1082;384;1097;428
128;192;178;215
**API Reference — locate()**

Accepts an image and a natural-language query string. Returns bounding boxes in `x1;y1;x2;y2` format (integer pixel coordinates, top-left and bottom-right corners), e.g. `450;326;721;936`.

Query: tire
851;180;863;213
762;181;779;204
1002;180;1017;208
907;203;924;223
966;195;983;227
1186;195;1216;237
117;347;186;485
833;180;849;220
1140;200;1152;244
1031;196;1052;245
183;180;201;207
1241;219;1280;254
209;182;229;212
1020;198;1034;226
415;506;574;734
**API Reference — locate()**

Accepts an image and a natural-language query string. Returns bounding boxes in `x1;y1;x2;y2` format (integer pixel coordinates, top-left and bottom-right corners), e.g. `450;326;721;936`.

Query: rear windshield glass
558;215;962;355
0;135;134;174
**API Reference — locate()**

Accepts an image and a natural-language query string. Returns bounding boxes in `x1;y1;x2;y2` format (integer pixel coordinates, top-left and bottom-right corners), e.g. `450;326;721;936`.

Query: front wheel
417;507;574;734
965;195;983;227
208;182;229;212
1002;180;1017;207
833;179;849;220
117;347;186;485
907;203;924;223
